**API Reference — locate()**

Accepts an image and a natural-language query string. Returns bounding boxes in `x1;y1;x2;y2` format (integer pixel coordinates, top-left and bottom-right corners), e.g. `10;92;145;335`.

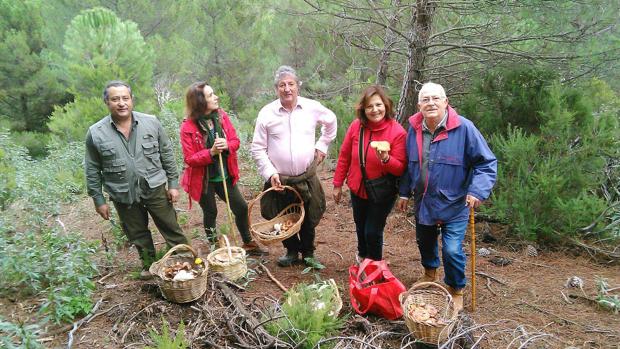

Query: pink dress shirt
251;96;337;180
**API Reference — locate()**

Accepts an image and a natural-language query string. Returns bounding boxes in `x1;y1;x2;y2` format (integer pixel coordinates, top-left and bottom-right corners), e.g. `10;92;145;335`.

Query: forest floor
3;167;620;349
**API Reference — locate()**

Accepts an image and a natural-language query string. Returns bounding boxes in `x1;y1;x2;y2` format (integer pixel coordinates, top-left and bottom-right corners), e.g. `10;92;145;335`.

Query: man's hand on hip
96;204;110;220
167;188;180;203
314;149;326;164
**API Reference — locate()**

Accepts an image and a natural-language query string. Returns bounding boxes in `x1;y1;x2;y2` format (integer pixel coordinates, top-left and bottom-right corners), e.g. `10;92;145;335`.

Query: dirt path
6;170;619;348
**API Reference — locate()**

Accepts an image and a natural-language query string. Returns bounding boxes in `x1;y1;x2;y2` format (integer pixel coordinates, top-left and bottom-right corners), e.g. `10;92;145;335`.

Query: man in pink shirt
251;65;337;268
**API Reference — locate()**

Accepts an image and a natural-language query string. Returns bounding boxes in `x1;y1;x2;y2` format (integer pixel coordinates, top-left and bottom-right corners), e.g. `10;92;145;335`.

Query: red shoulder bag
349;258;406;320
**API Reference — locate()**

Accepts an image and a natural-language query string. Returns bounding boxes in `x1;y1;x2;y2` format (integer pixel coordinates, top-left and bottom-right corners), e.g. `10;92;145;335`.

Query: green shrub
0;317;43;349
0;145;17;210
459;64;558;136
0;227;98;323
47;97;108;143
11;140;85;223
484;81;618;242
10;131;51;158
323;95;355;160
265;280;344;349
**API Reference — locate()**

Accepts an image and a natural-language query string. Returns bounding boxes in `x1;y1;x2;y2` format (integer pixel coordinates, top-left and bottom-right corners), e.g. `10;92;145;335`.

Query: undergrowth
265;280;344;349
0;224;98;323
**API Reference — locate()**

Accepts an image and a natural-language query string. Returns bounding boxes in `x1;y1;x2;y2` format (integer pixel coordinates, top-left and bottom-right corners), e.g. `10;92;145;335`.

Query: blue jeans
415;220;468;289
350;193;396;261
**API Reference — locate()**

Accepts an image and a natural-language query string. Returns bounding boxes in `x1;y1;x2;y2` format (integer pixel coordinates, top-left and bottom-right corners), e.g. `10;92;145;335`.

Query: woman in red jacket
333;85;407;261
180;81;265;255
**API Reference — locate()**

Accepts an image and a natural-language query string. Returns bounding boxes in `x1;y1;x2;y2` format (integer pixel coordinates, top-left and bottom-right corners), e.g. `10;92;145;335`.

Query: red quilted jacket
333;118;407;199
179;109;241;205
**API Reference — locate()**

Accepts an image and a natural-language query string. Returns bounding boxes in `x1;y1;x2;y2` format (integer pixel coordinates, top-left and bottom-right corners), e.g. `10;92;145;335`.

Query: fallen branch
120;321;135;343
519;301;580;326
330;249;344;260
485;277;498;296
97;272;115;284
67;298;103;348
475;271;508;285
215;282;279;347
259;263;288;292
560;291;573;304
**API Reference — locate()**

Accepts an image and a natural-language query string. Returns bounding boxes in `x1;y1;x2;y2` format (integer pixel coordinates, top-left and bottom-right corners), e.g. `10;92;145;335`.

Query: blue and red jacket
398;106;497;225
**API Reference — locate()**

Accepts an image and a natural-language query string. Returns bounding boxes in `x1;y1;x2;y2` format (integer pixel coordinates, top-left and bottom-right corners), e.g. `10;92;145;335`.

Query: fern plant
265;280;344;349
145;318;189;349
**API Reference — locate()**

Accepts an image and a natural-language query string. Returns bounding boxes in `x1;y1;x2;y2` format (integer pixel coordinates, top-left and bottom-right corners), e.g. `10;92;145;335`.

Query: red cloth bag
349;258;406;320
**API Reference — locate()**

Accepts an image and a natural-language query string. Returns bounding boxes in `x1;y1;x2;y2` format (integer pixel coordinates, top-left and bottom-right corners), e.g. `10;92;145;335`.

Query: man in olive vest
85;81;188;278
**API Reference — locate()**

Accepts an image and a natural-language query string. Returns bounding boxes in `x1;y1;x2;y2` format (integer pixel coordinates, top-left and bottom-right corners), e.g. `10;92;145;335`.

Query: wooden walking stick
469;206;476;311
215;132;239;247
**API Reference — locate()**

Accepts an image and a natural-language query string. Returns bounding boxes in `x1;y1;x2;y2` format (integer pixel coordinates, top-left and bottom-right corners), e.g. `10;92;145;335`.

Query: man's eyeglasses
419;96;445;104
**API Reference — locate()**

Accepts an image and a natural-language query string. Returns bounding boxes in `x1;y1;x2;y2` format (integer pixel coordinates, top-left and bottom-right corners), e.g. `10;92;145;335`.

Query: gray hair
273;65;301;87
103;80;132;102
418;82;446;99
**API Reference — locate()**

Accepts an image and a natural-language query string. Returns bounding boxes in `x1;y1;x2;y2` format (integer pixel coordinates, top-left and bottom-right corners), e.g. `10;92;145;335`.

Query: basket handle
248;185;304;217
222;234;234;261
399;281;453;303
149;244;198;274
160;243;198;261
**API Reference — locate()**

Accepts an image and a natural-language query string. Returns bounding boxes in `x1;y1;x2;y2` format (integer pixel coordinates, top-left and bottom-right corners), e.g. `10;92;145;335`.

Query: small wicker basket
207;235;247;281
399;282;457;345
248;185;305;245
149;244;208;303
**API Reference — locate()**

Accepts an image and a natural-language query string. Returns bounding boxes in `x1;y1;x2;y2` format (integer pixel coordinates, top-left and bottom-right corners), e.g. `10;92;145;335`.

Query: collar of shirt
276;97;305;114
422;110;448;133
109;113;138;130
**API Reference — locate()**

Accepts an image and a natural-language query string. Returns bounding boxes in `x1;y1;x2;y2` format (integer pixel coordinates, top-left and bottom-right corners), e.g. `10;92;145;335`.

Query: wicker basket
399;282;457;345
149;244;208;303
248;185;305;245
207;235;247;281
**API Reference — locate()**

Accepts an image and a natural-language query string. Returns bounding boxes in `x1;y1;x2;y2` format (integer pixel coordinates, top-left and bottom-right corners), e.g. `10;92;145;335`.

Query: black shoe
242;241;269;256
277;252;300;267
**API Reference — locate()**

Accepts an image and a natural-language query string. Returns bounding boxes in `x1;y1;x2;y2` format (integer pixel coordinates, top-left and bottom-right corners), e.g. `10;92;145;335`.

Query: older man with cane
397;82;497;312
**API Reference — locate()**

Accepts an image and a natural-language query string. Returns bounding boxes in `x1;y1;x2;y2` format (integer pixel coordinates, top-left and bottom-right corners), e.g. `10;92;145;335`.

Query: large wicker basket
399;282;457;345
248;185;305;245
149;244;208;303
207;235;247;281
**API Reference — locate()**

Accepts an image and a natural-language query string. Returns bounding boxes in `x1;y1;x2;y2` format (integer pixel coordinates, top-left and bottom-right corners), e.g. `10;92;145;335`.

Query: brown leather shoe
415;268;438;283
447;285;464;313
242;241;269;256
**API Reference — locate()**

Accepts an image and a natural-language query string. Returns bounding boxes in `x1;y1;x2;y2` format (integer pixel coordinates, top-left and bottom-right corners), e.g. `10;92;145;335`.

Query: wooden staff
215;132;239;247
469;206;476;311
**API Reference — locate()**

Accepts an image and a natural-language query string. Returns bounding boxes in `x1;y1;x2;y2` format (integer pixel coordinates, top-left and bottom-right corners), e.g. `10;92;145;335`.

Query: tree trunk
376;0;401;86
396;0;436;126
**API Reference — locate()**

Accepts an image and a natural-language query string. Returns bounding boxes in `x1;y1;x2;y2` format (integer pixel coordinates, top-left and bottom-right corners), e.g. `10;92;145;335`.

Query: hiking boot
415;268;438;284
277;252;300;267
447;285;464;313
303;256;325;270
242;241;269;256
139;269;154;280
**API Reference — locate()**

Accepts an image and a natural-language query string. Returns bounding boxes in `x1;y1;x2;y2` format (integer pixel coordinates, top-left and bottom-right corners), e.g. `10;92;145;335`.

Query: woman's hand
375;148;389;163
210;138;227;156
214;137;228;151
333;186;342;204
